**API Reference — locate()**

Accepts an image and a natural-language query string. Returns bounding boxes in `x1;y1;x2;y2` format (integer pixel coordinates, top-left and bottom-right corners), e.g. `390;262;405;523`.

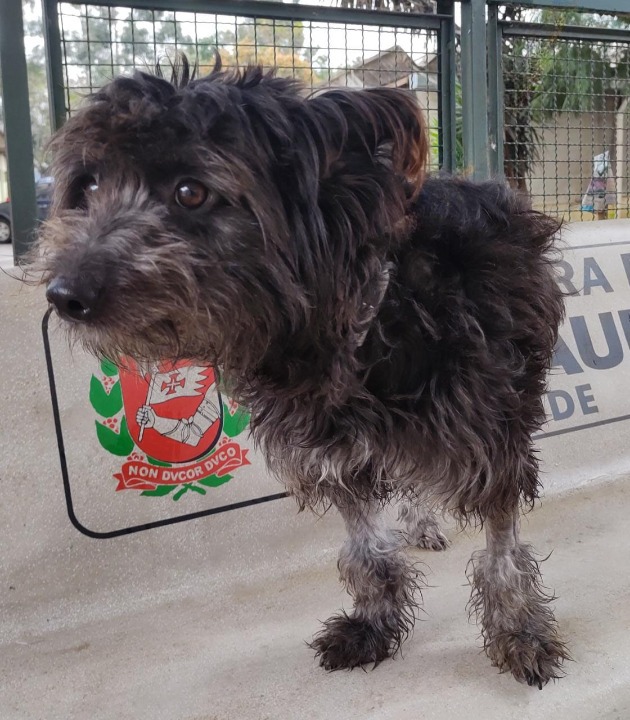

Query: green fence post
437;1;457;173
42;0;67;132
487;4;504;177
0;0;38;264
460;0;490;180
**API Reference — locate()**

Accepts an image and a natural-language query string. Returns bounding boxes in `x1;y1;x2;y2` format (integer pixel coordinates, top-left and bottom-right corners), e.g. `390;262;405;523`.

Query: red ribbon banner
113;442;250;491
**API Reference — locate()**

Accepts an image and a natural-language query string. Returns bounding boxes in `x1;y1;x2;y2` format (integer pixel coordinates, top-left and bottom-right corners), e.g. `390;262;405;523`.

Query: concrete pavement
0;241;15;269
1;467;629;720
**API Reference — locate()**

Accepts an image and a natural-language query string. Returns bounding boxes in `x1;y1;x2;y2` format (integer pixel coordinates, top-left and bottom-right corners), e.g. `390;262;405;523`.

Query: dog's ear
308;87;429;196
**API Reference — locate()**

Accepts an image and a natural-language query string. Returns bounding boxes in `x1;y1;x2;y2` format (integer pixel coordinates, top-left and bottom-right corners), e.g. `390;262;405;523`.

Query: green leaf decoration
221;403;250;438
95;416;134;456
90;375;123;417
146;456;172;468
173;485;192;501
198;473;232;489
100;358;118;377
141;485;175;497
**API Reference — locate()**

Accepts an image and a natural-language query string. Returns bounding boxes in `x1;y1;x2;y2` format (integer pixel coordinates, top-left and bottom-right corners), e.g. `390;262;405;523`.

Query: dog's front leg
469;508;569;688
311;498;422;670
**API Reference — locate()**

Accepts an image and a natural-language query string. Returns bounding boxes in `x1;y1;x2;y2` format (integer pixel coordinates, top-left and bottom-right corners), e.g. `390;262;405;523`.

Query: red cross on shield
119;358;224;463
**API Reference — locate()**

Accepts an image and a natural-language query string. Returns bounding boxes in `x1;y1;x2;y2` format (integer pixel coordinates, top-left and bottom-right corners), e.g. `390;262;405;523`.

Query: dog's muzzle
46;275;103;322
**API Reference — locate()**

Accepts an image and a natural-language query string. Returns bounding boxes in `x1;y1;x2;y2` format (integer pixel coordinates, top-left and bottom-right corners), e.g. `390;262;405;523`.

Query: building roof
327;45;438;90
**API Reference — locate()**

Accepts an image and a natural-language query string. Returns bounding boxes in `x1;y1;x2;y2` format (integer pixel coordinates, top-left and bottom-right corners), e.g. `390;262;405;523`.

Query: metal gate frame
0;1;38;262
3;0;630;262
3;0;460;264
41;0;459;167
487;9;630;184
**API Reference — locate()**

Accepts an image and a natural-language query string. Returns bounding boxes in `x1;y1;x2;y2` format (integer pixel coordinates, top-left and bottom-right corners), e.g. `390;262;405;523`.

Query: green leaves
90;359;243;500
140;474;233;499
221;403;250;438
100;358;118;377
92;361;134;457
173;484;206;500
429;80;463;172
140;485;175;497
91;364;132;456
198;473;232;489
171;474;233;500
95;416;134;457
89;375;123;417
145;473;234;499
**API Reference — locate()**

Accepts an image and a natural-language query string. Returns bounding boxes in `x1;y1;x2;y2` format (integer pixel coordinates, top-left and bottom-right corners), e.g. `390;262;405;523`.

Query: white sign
541;224;630;441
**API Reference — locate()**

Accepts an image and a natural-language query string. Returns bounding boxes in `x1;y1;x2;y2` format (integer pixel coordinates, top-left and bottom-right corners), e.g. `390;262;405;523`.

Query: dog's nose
46;276;101;322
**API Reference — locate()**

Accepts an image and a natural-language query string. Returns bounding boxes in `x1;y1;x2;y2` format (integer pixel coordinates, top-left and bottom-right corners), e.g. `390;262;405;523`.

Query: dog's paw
411;528;449;551
400;510;449;552
487;631;569;689
310;613;391;670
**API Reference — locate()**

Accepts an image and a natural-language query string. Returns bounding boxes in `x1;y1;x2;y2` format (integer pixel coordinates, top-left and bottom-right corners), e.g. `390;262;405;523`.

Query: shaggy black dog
35;58;568;688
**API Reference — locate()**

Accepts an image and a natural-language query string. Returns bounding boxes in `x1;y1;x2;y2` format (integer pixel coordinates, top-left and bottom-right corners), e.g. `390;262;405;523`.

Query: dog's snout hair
34;59;429;374
38;179;208;358
31;56;569;688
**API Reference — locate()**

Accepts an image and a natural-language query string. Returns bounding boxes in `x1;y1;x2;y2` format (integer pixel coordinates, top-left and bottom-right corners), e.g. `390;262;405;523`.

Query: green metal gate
2;0;630;263
494;14;630;220
42;0;459;170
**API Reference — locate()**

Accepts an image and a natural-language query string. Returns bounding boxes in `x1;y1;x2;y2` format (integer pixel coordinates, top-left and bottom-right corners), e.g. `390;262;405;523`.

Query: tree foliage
500;6;543;190
532;10;630;114
213;19;328;84
17;7;327;174
429;80;463;171
501;7;630;188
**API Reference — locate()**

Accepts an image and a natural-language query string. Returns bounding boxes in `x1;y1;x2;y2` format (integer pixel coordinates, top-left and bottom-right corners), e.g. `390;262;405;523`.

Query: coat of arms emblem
90;358;250;500
121;360;223;463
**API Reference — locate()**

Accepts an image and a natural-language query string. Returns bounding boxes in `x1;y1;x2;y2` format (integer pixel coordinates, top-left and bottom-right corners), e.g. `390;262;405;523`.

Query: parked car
0;177;54;243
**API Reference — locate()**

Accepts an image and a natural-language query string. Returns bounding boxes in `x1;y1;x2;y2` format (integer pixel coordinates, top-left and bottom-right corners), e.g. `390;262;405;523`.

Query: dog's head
34;57;427;383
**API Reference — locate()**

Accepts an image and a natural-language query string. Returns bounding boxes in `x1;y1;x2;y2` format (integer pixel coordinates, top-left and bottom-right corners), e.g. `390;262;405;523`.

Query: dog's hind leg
398;500;449;551
311;498;422;670
469;504;569;688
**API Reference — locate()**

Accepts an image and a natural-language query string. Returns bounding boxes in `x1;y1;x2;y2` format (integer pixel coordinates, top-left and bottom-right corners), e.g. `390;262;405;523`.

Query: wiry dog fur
32;57;569;687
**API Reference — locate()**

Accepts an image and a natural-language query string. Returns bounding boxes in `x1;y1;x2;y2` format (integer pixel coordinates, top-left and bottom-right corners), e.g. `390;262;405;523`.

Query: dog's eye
70;176;99;209
175;180;208;209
